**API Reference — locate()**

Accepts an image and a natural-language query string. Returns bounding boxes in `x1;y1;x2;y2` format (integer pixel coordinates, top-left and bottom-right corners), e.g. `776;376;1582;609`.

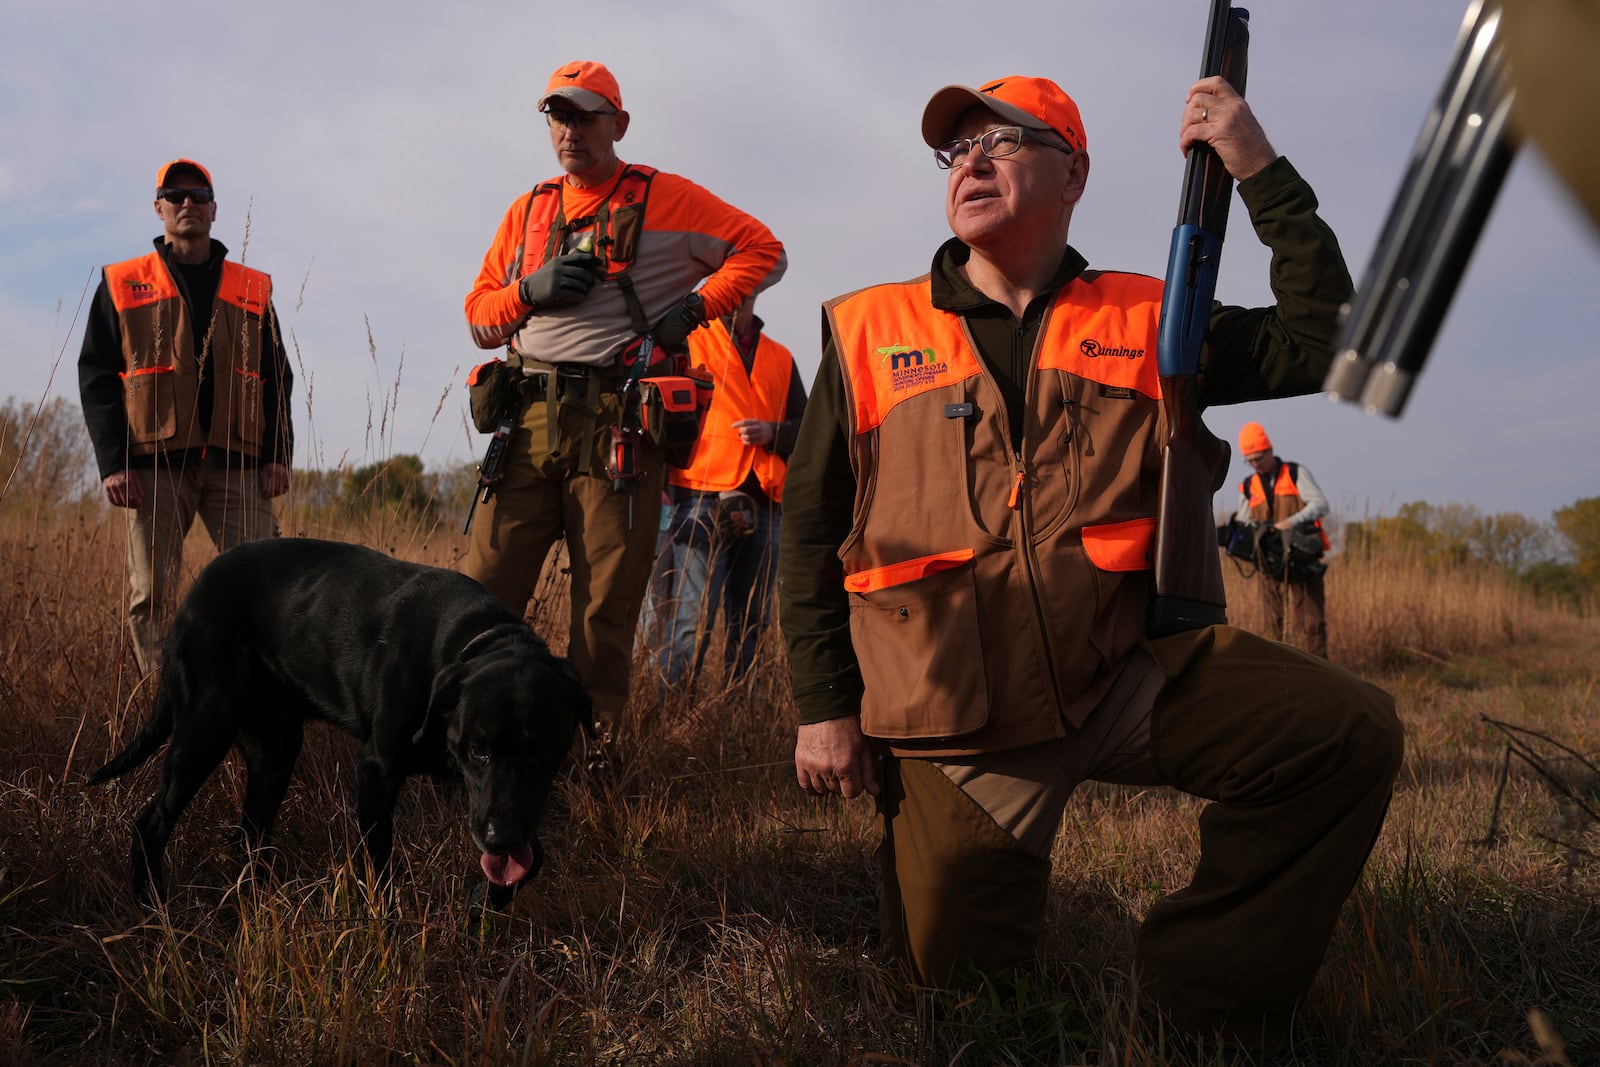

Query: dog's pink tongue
480;845;535;887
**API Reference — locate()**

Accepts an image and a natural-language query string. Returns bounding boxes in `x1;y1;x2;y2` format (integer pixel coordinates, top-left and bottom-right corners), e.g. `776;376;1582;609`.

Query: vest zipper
1011;356;1066;724
1015;470;1067;721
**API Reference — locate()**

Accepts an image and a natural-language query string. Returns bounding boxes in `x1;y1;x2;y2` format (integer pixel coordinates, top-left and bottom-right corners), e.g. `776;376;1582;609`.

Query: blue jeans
638;488;781;686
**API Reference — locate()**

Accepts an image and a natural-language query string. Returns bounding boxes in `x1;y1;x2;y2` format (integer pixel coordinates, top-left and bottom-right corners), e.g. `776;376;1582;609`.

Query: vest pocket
609;203;644;265
846;550;991;740
1080;517;1155;572
121;366;177;443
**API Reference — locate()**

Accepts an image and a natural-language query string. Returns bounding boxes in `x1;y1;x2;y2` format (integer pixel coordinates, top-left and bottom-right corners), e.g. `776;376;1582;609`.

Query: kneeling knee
1331;682;1405;791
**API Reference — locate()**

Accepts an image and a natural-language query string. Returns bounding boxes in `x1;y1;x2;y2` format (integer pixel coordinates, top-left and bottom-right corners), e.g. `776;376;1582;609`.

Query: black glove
519;253;603;309
650;293;707;347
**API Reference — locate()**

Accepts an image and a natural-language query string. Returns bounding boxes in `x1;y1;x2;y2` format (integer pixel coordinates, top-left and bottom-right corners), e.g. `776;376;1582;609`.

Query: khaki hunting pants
462;388;666;735
1258;570;1328;658
876;625;1403;1039
125;463;279;676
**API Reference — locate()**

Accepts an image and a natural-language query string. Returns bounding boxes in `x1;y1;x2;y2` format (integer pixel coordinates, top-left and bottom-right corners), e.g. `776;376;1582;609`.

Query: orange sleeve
463;194;534;350
645;174;785;321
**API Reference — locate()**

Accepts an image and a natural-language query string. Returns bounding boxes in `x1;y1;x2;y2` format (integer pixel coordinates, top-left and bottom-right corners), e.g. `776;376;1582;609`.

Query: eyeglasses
543;108;617;130
158;187;214;205
934;126;1073;170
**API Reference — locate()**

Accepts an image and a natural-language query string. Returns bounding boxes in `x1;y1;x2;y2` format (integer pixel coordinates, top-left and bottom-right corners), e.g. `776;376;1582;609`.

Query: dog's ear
458;626;509;662
415;662;466;745
415;627;513;745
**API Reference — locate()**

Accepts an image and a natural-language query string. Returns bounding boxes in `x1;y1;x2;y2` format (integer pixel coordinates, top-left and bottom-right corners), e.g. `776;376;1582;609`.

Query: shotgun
462;415;515;535
1322;0;1515;417
1148;0;1251;638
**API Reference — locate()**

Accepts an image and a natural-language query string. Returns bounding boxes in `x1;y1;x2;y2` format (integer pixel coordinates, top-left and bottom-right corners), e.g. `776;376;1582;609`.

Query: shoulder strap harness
517;165;659;469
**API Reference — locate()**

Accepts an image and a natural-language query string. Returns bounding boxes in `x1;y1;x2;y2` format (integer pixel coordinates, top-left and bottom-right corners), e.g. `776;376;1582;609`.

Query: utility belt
466;349;711;479
519;356;653;479
519;359;634;405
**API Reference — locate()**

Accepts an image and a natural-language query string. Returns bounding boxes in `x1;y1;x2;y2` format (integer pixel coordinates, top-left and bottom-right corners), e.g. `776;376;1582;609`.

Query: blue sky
2;0;1594;523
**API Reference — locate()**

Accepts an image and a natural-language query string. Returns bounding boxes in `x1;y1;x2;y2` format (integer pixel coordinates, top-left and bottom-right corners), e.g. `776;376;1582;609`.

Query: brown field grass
0;488;1596;1066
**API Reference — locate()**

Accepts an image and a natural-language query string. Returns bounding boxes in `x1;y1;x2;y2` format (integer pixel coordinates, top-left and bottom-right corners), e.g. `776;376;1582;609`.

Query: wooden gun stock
1151;378;1232;635
1149;0;1250;638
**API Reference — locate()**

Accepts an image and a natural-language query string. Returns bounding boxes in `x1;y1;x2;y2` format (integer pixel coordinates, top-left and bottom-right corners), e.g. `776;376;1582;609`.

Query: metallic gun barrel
1326;0;1517;417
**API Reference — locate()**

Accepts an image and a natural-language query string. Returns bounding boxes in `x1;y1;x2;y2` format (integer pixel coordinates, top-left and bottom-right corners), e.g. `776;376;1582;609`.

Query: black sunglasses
158;187;214;205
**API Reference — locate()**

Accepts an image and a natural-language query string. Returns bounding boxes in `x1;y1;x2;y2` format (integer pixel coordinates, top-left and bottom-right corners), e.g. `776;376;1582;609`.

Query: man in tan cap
78;158;294;675
463;61;785;755
1233;421;1331;656
779;72;1401;1046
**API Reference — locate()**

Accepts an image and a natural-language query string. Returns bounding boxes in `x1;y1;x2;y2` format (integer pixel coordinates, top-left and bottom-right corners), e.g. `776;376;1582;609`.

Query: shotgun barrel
1323;0;1517;417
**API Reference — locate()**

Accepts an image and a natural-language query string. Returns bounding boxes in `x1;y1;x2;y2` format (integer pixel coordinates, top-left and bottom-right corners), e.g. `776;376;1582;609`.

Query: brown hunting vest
828;269;1169;753
104;251;273;459
1242;463;1330;548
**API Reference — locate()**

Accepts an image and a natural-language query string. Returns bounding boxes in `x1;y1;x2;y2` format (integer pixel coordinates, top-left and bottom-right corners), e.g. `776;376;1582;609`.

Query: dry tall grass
1;490;1596;1065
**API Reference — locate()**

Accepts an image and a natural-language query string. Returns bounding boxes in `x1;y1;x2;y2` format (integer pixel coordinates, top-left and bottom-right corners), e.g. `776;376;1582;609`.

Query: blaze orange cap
1238;422;1273;456
156;158;212;190
921;76;1086;154
538;61;623;113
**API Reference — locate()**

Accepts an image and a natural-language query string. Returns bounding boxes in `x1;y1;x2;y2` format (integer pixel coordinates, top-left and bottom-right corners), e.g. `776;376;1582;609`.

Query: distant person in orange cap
462;61;785;756
1232;422;1330;657
78;158;294;676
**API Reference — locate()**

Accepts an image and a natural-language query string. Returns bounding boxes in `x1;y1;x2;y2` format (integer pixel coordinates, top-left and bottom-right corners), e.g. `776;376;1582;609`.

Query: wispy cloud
2;0;1594;518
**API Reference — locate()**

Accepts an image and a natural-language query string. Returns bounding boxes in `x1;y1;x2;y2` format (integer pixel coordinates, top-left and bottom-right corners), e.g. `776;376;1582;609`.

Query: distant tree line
1;394;478;522
0;396;99;507
290;455;478;523
6;394;1597;606
1345;499;1600;607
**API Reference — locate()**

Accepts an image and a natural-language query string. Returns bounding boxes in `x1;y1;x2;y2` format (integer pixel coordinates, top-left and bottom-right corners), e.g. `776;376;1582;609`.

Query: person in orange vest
777;74;1402;1045
461;61;784;750
1233;422;1330;657
77;159;294;676
637;294;806;687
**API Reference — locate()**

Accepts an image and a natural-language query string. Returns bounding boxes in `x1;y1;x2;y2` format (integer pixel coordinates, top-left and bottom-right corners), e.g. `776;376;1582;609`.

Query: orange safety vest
829;269;1166;753
1242;463;1329;549
669;321;793;501
104;251;273;459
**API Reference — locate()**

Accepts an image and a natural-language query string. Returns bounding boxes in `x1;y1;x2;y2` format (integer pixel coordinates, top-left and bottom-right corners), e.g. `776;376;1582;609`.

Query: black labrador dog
89;537;591;906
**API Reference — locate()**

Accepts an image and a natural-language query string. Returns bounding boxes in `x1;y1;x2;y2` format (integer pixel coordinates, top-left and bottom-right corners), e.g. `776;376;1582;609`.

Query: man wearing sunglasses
463;61;784;756
780;75;1402;1046
78;158;293;676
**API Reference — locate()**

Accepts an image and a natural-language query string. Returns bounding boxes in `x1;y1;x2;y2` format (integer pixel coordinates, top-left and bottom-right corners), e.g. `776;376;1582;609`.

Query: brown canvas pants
876;626;1402;1038
124;463;279;675
1257;570;1327;658
463;385;665;735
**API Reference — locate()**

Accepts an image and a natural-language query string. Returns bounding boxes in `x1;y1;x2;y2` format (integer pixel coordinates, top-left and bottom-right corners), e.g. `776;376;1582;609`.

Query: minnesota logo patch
876;344;949;392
